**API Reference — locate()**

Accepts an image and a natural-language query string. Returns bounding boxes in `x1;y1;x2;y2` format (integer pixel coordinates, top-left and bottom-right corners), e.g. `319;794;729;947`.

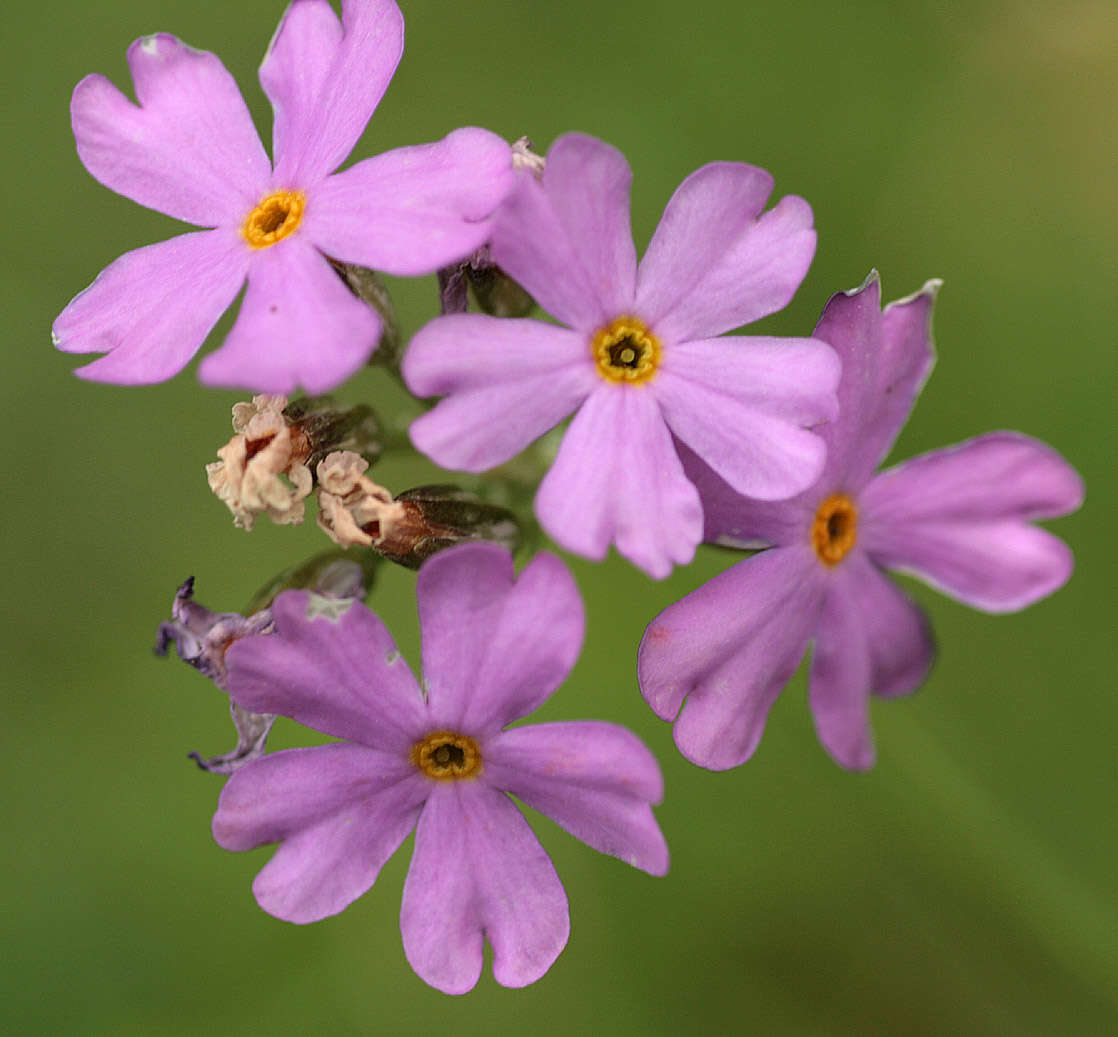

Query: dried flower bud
206;395;313;530
316;451;408;550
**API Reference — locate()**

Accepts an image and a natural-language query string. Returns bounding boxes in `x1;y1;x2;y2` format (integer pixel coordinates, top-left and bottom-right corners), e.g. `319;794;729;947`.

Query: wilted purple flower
53;0;513;393
639;273;1083;771
213;542;668;994
403;133;840;578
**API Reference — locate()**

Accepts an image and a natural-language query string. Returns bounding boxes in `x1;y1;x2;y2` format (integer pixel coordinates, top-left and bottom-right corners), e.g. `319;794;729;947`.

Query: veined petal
72;34;269;226
841;552;936;698
53;228;248;385
213;744;425;923
487;722;668;875
404;316;594;472
828;276;939;486
417;545;584;732
225;590;427;751
267;0;405;184
538;133;637;314
401;783;569;994
639;546;823;770
655;352;833;501
636;163;815;341
305;129;514;275
536;385;703;579
198;238;381;393
489;169;613;332
809;577;875;771
862;432;1083;612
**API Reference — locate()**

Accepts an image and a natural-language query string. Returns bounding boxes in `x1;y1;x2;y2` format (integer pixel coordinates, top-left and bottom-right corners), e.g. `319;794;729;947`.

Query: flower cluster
60;0;1081;997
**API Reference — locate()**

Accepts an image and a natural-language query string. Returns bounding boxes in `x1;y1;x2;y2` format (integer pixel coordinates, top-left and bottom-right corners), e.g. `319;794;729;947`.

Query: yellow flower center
592;316;661;384
811;493;858;566
411;730;482;781
242;190;306;249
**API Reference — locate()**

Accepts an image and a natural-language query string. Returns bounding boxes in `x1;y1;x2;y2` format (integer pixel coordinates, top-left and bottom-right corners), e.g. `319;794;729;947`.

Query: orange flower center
811;493;858;566
592;316;661;384
411;730;482;781
242;190;306;249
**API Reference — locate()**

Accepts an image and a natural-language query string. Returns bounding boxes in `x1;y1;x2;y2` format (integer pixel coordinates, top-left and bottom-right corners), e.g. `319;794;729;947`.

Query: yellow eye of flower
811;493;858;566
592;316;661;385
411;730;483;781
242;190;306;249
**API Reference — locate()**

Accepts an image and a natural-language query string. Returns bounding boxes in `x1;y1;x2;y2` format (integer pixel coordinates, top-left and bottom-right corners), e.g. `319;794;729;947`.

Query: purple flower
403;133;840;578
212;542;668;994
638;273;1083;771
52;0;513;393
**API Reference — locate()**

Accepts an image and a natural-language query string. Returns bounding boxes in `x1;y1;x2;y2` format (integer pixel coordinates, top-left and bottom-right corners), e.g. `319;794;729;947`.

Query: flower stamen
811;493;857;566
242;190;306;249
592;316;661;384
411;730;482;781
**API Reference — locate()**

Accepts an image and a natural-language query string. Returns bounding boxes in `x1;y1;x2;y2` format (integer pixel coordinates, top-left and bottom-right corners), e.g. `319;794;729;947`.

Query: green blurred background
3;0;1115;1032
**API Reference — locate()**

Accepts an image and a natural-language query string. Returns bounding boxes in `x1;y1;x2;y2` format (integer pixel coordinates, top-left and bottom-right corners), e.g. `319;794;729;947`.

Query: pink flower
639;273;1084;770
213;543;668;994
403;133;840;578
52;0;513;393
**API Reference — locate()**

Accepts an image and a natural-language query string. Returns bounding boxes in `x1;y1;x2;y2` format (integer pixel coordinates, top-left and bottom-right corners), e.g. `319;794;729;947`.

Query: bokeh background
3;0;1115;1033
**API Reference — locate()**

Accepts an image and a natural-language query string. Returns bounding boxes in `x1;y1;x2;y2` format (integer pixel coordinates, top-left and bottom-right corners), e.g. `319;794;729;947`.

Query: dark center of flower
411;730;482;781
592;316;661;384
811;493;858;566
242;190;306;249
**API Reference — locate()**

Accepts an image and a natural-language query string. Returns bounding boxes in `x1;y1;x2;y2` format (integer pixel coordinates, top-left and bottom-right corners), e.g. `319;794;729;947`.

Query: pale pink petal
809;576;876;771
213;744;426;923
72;34;269;226
538;133;637;314
636;162;815;341
536;385;703;579
401;783;569;994
267;0;405;184
841;552;936;698
862;432;1083;612
654;354;833;501
199;238;381;393
416;545;584;732
225;590;427;751
639;546;824;769
486;722;668;875
489;171;612;332
404;316;594;471
305;129;514;275
52;228;248;385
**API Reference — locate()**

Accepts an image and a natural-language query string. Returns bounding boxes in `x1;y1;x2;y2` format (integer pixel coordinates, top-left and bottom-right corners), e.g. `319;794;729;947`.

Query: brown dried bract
206;395;313;530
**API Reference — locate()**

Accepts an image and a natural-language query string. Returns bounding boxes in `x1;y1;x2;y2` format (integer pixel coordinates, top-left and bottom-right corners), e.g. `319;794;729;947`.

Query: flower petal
861;432;1083;612
72;34;269;226
199;238;381;393
486;722;668;875
225;590;427;751
213;744;426;923
817;274;939;486
265;0;404;184
536;385;703;579
842;551;936;697
809;576;875;771
416;544;584;732
639;546;824;769
538;133;637;314
305;128;514;275
635;163;815;341
489;166;614;332
52;228;248;385
654;340;837;500
401;783;569;994
404;315;594;471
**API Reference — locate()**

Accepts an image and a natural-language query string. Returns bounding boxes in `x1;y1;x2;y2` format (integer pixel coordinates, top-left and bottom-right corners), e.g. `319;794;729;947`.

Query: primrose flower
403;133;840;578
212;543;668;994
53;0;513;393
638;273;1083;771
